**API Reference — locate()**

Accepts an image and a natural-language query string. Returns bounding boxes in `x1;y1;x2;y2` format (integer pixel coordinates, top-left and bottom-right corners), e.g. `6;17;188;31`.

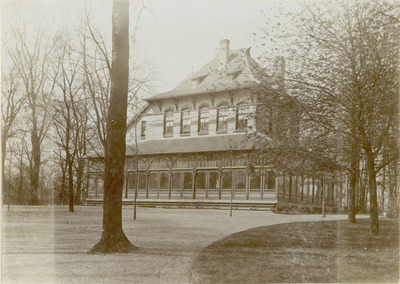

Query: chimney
219;39;230;68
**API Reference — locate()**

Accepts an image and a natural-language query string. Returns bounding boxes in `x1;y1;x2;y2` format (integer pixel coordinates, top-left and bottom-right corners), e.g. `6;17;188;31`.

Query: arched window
164;111;174;136
236;105;249;131
180;109;191;134
198;107;209;133
217;107;228;132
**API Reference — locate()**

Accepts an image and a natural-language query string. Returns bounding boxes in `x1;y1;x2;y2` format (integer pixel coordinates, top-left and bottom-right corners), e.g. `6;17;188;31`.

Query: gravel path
2;206;359;284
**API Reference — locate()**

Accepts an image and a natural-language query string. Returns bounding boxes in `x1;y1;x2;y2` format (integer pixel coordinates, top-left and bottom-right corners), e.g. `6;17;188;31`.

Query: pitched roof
146;46;265;100
126;134;254;155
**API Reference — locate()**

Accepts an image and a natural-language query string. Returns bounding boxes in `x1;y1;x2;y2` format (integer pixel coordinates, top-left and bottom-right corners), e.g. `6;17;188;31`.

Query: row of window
141;106;249;138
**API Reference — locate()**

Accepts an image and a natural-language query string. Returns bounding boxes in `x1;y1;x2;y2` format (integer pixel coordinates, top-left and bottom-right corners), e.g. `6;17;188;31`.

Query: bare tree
52;30;92;211
1;66;26;206
258;0;399;234
6;21;57;204
78;2;155;156
89;0;137;253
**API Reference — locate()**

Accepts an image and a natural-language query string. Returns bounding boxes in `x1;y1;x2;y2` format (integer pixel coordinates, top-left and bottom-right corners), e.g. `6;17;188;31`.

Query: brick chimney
219;39;230;68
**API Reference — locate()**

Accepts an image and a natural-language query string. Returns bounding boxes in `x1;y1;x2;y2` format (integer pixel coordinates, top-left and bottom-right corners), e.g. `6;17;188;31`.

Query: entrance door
148;172;159;199
182;171;193;199
159;172;169;199
195;171;206;199
221;170;232;200
249;171;262;200
208;171;219;200
171;172;182;199
234;170;246;200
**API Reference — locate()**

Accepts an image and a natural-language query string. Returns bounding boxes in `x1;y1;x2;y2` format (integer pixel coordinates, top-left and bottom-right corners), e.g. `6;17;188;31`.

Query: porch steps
86;199;276;211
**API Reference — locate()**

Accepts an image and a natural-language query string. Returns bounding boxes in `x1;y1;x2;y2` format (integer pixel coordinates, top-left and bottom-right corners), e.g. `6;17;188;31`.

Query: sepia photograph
1;0;399;283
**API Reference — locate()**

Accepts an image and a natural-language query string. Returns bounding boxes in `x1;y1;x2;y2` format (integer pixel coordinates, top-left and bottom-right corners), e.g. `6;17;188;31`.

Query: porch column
168;170;173;199
277;172;285;203
192;169;197;199
218;163;223;200
260;171;265;201
245;167;251;200
145;170;150;199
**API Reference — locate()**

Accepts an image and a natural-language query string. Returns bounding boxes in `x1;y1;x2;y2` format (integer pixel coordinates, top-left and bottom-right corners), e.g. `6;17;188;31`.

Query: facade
87;39;343;211
87;39;277;204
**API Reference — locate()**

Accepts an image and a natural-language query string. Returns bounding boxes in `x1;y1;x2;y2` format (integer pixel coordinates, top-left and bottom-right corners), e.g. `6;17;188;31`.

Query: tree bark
367;154;379;235
30;123;41;205
68;156;74;212
348;138;358;223
381;165;386;212
89;0;136;253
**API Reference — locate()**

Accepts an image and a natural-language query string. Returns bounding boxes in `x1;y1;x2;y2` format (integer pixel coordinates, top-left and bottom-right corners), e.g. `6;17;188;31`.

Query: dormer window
191;75;207;88
227;69;242;82
141;121;146;139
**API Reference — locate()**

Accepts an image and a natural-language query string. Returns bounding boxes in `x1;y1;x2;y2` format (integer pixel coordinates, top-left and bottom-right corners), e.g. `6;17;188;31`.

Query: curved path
2;206;360;283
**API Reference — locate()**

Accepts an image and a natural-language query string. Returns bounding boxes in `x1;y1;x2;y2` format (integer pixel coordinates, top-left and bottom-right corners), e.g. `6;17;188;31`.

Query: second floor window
164;112;174;135
236;106;248;131
217;107;228;132
141;121;146;139
198;109;209;133
181;110;191;133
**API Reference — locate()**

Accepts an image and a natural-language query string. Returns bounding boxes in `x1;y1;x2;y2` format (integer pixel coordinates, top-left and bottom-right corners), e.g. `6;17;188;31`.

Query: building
87;39;277;206
86;39;341;211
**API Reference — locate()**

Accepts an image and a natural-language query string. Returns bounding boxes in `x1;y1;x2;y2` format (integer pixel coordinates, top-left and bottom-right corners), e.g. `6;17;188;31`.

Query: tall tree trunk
348;138;358;223
389;161;398;216
89;0;136;253
367;154;379;235
381;165;386;212
393;162;398;214
75;158;85;205
60;164;66;205
30;124;41;205
68;156;74;212
2;138;7;207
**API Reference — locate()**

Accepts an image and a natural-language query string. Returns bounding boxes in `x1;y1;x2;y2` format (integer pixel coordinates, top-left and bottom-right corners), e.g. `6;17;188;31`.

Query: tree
257;0;399;234
89;0;137;253
6;21;57;205
1;66;26;206
53;31;92;211
249;57;338;182
79;2;154;157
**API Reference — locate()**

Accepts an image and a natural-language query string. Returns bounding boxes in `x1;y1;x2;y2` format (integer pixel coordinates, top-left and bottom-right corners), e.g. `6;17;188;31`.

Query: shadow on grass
190;218;399;284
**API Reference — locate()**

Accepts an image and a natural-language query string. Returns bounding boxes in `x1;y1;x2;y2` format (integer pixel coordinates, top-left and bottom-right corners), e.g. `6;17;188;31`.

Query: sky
2;0;297;95
136;0;287;93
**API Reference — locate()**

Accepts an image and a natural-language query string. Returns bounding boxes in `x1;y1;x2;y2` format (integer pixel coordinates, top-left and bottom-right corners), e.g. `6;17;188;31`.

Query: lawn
190;218;399;283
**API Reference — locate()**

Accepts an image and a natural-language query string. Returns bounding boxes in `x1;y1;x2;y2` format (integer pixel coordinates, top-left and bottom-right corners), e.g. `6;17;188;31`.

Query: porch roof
126;134;254;156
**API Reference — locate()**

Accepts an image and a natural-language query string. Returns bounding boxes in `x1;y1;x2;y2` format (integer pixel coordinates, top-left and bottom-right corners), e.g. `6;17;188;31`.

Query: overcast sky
2;0;296;95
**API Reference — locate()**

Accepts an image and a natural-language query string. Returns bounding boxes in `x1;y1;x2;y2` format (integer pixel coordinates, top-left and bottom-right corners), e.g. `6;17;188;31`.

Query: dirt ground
2;205;355;284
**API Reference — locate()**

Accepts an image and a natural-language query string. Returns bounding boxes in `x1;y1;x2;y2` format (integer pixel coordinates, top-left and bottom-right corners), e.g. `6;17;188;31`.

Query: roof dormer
191;74;207;88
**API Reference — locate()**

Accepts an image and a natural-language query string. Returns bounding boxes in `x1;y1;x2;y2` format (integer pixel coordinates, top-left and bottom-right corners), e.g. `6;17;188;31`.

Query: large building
86;39;343;211
87;39;278;205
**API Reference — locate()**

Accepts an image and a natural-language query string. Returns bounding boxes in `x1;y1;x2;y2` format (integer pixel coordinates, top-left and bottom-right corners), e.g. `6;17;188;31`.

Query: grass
190;218;399;283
